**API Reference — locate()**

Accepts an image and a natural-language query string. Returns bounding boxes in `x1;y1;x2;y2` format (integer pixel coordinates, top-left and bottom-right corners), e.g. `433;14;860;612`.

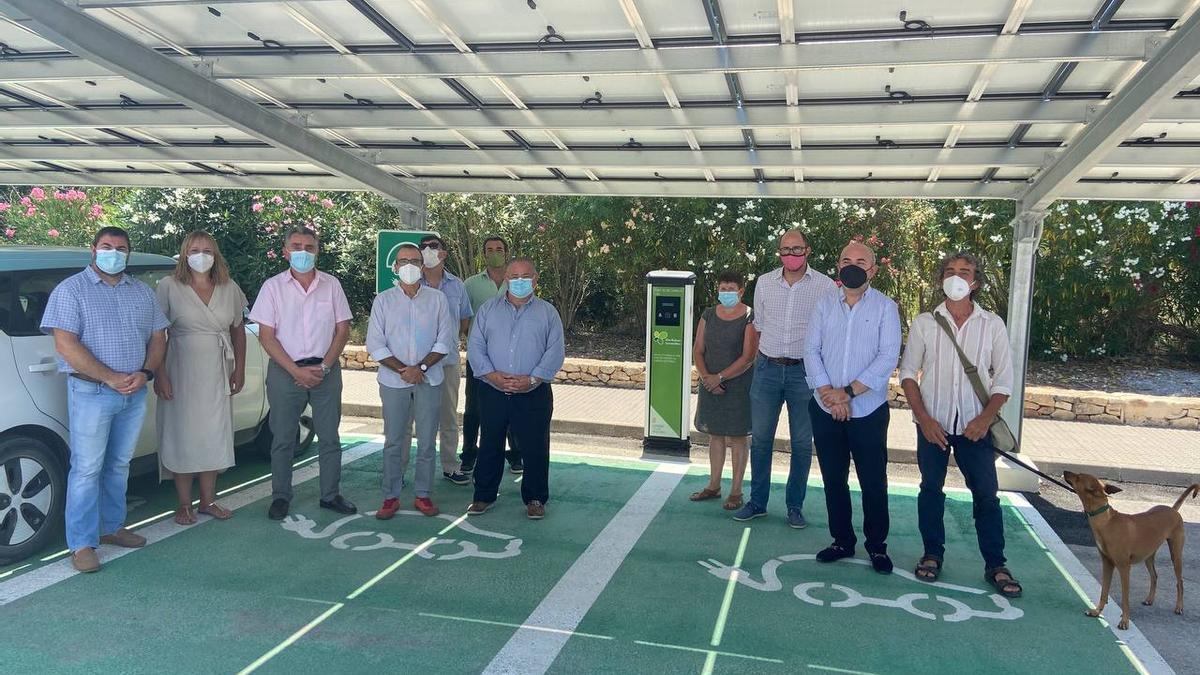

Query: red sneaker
376;497;400;520
414;497;439;517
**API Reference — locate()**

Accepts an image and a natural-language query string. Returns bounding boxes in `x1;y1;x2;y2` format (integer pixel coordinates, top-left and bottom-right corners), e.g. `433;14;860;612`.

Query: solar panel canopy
0;0;1199;215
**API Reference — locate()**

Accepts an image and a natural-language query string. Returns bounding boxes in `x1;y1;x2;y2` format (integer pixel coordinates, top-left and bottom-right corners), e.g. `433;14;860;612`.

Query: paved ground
343;371;1200;487
0;425;1173;675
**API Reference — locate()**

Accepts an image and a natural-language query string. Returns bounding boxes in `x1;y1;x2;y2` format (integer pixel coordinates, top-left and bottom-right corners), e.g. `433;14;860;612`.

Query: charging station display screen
654;296;681;326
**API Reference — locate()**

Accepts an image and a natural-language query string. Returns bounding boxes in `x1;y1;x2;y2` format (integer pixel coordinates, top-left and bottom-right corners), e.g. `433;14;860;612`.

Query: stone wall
339;347;1200;430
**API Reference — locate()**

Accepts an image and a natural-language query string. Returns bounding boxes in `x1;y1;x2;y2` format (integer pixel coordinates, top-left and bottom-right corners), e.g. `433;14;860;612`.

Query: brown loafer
526;501;546;520
99;528;146;548
72;548;100;573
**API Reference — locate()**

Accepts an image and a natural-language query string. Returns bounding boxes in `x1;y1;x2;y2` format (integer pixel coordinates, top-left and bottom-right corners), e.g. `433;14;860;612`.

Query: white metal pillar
1000;209;1047;446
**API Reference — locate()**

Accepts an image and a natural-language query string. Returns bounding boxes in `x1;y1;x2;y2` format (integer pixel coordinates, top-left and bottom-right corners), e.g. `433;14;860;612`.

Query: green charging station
643;270;696;456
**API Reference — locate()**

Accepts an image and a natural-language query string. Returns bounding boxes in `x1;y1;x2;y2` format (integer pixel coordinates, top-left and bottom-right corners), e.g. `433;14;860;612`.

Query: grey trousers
266;361;343;503
400;362;461;474
381;381;442;499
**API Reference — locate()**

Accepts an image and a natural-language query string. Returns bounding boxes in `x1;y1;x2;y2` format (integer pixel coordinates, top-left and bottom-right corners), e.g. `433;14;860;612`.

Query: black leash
993;447;1074;491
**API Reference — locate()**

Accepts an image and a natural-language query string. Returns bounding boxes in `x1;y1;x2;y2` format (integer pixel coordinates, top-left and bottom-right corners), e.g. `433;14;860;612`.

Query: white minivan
0;247;314;564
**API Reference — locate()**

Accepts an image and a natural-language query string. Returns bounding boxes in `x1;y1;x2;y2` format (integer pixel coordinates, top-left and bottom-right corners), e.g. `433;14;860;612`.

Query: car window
0;273;11;333
132;267;172;290
9;269;75;337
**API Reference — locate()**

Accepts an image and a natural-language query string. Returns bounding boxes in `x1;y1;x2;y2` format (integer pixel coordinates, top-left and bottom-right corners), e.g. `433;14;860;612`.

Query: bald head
839;241;876;267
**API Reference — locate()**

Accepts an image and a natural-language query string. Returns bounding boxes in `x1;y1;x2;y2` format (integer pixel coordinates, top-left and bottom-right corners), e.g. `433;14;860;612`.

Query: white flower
1060;354;1068;362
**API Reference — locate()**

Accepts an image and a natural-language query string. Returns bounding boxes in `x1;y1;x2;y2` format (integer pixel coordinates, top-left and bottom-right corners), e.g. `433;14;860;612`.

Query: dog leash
992;447;1074;491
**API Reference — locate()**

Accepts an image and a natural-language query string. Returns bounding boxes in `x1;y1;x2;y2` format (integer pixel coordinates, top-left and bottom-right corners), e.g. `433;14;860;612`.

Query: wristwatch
843;384;856;399
529;376;541;387
139;368;155;382
320;363;331;375
419;363;429;373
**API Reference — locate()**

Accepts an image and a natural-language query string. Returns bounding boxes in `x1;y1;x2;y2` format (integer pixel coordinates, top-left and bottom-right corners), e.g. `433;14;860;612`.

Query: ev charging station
643;270;696;456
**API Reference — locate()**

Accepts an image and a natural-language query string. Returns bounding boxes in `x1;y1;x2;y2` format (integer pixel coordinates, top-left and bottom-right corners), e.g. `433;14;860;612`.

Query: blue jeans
748;355;814;511
65;378;149;551
916;429;1007;570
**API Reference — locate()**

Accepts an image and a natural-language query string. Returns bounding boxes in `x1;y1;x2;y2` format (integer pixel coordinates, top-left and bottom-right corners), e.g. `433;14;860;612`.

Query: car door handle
28;362;58;373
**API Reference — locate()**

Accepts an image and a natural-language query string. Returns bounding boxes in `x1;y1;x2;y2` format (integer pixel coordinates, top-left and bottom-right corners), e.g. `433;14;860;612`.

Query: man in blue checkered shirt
40;226;169;574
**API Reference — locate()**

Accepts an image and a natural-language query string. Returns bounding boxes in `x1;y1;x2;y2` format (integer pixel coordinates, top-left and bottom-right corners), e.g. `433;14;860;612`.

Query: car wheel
0;436;66;566
253;414;316;459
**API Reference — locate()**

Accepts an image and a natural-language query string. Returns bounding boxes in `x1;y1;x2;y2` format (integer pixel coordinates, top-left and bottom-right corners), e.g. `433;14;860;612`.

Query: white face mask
942;275;972;302
187;252;214;274
395;263;422;286
421;248;441;269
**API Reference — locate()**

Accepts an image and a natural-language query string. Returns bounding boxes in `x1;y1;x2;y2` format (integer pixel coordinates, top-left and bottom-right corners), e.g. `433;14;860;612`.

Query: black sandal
915;556;941;582
985;567;1023;598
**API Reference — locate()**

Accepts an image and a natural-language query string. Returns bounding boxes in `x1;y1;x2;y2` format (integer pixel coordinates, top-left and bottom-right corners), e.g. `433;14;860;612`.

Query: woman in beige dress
154;231;247;525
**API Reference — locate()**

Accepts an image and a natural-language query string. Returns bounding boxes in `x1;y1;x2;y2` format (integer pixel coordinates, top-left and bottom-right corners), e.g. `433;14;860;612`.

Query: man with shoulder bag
898;252;1023;599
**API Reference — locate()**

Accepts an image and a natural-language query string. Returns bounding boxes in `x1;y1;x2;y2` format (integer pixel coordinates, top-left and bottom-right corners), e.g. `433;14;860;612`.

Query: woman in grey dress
691;270;759;510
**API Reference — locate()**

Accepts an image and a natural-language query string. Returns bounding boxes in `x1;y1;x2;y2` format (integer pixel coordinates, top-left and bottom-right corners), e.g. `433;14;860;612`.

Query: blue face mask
508;278;534;299
717;291;739;308
94;249;127;275
288;250;316;273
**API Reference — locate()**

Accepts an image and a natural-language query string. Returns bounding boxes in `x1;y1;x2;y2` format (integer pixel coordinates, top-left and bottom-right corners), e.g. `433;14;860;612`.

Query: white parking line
0;439;384;607
481;462;687;675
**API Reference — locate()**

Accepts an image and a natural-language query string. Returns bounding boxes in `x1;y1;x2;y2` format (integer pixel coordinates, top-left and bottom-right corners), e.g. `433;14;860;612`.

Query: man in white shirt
733;229;836;527
366;243;456;520
898;251;1022;598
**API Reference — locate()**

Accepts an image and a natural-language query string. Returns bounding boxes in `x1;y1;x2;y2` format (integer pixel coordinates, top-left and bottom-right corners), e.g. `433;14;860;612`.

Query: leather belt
759;352;803;367
69;372;102;384
294;357;323;366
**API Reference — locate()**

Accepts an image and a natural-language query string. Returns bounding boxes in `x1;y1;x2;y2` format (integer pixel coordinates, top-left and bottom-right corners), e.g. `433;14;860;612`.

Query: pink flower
19;197;31;207
880;256;892;265
271;195;284;205
74;190;88;201
252;202;264;212
283;206;295;214
54;191;68;201
25;206;37;217
266;249;277;259
4;228;14;239
308;194;319;203
537;222;547;232
29;187;46;201
320;198;334;209
47;228;60;238
0;202;9;212
89;204;103;218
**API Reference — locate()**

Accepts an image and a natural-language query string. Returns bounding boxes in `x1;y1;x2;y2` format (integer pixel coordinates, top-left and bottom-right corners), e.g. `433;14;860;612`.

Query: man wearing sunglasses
396;234;474;486
733;229;836;528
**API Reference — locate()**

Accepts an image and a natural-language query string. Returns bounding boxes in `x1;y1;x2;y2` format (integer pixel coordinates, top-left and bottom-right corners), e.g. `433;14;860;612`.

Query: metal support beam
8;143;1200;171
5;98;1171;132
0;31;1164;82
0;0;425;212
1001;210;1047;448
1019;10;1200;211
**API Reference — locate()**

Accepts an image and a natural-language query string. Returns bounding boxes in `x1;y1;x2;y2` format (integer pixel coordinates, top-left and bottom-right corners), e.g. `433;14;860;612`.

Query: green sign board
376;229;437;293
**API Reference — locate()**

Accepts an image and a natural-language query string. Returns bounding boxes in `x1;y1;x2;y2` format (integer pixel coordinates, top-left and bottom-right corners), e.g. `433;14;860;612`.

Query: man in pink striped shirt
249;226;356;521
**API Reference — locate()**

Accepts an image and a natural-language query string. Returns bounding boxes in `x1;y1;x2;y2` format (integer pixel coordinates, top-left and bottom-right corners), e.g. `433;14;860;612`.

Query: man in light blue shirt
40;226;169;573
804;241;901;574
398;234;474;486
466;257;564;520
366;243;456;519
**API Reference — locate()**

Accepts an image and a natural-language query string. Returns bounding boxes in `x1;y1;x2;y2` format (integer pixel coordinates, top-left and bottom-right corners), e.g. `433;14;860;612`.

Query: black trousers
461;360;520;467
811;399;891;554
473;383;553;505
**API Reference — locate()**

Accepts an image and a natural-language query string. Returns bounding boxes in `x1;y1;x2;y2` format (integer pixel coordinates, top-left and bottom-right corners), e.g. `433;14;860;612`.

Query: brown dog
1062;471;1198;630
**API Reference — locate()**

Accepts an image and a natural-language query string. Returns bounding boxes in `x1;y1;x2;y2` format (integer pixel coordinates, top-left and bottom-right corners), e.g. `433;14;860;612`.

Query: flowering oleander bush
0;187;117;246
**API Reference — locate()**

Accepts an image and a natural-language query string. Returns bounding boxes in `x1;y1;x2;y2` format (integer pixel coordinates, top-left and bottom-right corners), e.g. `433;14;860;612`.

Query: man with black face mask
803;241;902;574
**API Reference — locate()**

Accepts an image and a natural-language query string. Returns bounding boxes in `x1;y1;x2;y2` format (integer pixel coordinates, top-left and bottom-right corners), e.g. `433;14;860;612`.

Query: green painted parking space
553;469;1144;675
0;447;1154;674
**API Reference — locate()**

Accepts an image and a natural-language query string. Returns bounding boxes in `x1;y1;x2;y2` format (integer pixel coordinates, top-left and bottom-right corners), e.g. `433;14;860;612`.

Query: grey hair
936;251;986;301
507;256;537;275
283;225;319;248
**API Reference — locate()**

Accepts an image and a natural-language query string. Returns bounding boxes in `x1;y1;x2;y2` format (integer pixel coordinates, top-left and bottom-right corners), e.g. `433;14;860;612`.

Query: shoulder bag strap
931;311;991;409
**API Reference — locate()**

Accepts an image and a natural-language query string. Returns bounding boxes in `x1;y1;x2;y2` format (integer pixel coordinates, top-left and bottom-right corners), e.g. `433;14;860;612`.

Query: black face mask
838;264;869;289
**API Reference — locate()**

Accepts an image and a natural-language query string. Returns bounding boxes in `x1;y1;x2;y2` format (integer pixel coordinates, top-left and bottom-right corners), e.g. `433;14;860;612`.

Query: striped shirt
898;302;1014;435
366;285;456;389
752;266;836;359
804;287;902;418
40;266;169;374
